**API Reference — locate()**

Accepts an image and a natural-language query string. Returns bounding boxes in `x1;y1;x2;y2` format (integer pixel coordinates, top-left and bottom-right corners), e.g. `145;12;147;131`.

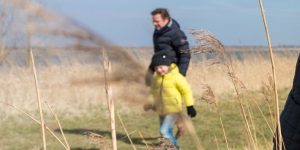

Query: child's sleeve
176;75;194;107
147;81;155;102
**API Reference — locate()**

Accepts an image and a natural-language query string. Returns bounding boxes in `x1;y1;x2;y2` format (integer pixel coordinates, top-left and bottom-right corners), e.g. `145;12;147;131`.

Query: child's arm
175;75;194;107
176;75;197;117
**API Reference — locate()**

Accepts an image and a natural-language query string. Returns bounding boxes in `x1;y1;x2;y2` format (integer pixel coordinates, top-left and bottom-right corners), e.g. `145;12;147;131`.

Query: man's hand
187;106;196;118
145;69;154;87
143;103;153;111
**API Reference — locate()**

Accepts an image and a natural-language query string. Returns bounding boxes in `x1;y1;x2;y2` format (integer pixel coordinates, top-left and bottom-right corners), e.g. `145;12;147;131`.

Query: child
144;50;196;149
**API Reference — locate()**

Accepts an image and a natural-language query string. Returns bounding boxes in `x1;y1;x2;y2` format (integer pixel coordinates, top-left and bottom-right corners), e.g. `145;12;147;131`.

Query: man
145;8;191;86
273;54;300;150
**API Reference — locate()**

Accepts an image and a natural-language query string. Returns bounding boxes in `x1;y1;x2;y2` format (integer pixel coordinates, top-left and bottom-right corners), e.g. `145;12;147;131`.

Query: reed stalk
258;0;282;149
246;88;274;134
201;84;229;150
179;113;203;150
102;48;117;150
138;130;152;149
246;99;258;147
27;1;32;67
262;88;276;131
117;112;136;150
214;135;220;150
255;125;273;149
216;105;229;150
45;101;70;150
121;130;137;139
223;52;256;150
0;0;6;65
30;48;46;150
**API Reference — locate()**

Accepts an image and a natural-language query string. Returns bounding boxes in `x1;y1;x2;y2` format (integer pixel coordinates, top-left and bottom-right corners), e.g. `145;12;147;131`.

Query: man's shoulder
169;22;186;39
171;29;186;38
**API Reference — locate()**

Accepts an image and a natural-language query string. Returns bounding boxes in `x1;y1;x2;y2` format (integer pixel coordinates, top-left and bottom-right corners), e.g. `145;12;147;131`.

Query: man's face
152;14;169;30
155;65;170;76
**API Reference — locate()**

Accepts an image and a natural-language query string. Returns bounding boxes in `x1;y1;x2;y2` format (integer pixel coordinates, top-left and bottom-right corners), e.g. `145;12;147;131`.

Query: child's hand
187;106;197;118
143;103;153;111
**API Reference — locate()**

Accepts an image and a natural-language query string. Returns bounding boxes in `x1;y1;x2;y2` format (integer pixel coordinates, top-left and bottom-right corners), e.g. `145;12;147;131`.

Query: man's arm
171;30;191;76
145;66;154;87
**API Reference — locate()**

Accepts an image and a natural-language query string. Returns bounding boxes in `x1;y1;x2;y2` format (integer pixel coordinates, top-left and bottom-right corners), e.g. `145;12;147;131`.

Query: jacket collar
157;63;179;78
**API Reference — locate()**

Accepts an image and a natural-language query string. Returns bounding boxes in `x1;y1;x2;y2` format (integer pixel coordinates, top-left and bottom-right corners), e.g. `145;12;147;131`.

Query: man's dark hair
151;8;170;20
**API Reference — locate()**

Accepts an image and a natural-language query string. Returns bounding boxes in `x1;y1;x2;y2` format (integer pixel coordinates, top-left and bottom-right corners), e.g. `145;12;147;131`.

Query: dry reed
214;135;220;150
188;29;256;150
177;113;203;150
30;48;46;150
45;101;70;150
138;130;154;149
117;112;136;150
103;49;117;150
258;0;282;149
156;138;177;150
84;131;113;150
201;84;229;150
0;0;6;65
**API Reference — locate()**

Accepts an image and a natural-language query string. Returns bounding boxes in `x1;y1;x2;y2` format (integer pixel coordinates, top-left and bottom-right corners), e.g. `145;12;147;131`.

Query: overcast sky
46;0;300;47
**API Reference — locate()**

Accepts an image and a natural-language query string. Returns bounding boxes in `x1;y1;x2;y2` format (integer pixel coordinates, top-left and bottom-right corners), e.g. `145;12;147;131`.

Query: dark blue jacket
151;19;190;76
274;54;300;150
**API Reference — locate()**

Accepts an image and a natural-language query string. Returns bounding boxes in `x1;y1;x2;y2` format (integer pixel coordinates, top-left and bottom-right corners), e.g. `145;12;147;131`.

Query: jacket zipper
160;76;164;114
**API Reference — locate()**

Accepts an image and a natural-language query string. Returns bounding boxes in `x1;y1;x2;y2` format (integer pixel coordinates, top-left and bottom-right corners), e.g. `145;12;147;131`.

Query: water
0;48;299;72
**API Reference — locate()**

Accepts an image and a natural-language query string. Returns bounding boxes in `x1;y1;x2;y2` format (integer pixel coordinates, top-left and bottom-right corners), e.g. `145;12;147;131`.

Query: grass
0;87;289;150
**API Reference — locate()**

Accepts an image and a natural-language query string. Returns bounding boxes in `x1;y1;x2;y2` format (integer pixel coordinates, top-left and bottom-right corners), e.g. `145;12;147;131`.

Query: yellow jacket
148;63;194;115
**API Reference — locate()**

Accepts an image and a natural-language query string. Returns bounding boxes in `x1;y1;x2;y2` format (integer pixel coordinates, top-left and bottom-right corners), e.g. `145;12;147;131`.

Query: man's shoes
175;125;184;139
155;141;164;150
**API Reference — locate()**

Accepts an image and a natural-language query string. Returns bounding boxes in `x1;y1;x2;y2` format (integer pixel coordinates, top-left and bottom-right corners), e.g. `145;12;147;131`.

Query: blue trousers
159;113;179;148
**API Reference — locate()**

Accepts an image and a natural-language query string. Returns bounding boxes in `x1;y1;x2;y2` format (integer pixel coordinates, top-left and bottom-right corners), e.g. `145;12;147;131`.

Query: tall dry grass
187;52;296;96
0;48;297;117
258;0;283;148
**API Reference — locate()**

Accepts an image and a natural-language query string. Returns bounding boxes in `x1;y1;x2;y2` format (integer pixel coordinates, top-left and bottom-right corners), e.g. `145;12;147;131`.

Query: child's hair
150;50;172;68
